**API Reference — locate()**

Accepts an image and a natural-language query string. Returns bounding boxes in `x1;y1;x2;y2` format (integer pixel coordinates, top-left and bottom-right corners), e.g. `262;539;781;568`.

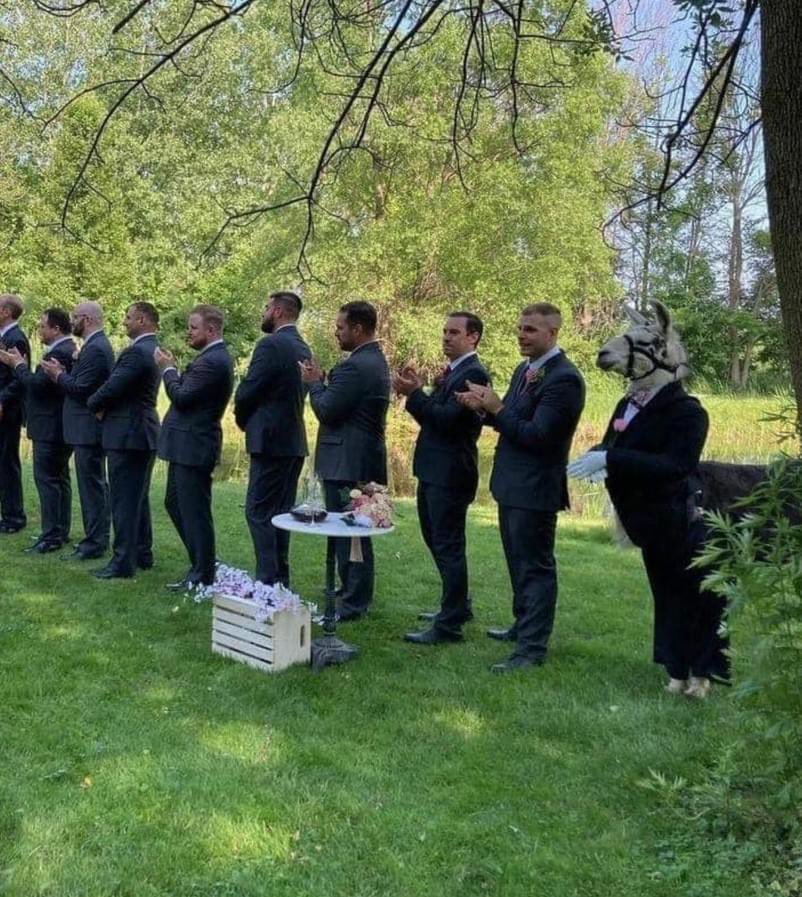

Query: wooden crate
212;594;311;672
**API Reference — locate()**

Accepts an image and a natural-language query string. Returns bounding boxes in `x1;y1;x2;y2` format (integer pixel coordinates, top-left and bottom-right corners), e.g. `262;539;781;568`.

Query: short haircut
269;291;302;319
0;294;24;320
43;307;72;335
521;302;562;328
340;300;377;334
447;310;484;345
190;304;225;332
129;301;160;326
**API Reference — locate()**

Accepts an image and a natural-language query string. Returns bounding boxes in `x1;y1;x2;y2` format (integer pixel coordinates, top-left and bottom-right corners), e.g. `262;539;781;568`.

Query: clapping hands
456;380;504;414
299;358;324;383
154;347;176;371
0;347;24;368
41;357;65;381
392;363;424;397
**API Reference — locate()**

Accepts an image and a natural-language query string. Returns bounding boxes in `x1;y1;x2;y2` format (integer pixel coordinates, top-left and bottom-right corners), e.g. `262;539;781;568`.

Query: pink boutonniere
524;367;544;386
613;418;628;432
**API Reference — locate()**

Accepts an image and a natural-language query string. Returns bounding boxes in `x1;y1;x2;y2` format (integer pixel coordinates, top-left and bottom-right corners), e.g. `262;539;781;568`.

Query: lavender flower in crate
194;563;312;621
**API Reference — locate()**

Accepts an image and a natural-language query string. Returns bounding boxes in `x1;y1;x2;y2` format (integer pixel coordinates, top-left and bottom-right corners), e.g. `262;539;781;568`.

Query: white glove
567;451;607;481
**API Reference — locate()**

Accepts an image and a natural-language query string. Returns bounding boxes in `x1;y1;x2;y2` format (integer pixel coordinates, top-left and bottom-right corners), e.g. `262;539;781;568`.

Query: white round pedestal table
271;512;395;669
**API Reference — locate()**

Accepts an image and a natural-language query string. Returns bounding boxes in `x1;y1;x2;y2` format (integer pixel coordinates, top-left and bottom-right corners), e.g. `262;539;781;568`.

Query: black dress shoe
404;627;464;645
419;609;474;623
0;520;26;534
92;565;133;580
491;655;543;673
24;540;62;554
137;558;154;570
335;609;366;623
487;627;517;642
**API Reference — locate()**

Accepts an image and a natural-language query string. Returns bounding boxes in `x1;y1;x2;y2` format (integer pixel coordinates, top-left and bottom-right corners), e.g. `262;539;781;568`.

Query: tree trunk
727;180;744;389
762;0;802;439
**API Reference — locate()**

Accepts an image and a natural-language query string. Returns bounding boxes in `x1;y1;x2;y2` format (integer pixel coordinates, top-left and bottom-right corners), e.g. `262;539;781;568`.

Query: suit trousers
498;505;558;661
246;454;303;585
73;444;110;554
32;440;72;543
0;414;26;526
324;480;374;616
165;462;216;585
641;519;730;681
107;449;155;576
417;482;472;633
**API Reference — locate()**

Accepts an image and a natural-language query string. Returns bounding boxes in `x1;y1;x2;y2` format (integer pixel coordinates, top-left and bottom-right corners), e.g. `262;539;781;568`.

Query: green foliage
0;1;629;375
695;455;802;825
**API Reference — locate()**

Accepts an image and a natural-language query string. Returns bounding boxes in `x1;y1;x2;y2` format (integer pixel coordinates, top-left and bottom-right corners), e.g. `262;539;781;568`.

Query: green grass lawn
1;467;754;897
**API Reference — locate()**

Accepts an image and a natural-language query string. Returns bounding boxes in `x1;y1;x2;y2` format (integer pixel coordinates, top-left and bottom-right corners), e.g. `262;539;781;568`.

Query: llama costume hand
567;451;607;481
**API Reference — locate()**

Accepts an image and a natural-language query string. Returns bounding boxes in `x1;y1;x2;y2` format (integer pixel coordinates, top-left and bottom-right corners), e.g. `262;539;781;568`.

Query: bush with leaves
695;455;802;825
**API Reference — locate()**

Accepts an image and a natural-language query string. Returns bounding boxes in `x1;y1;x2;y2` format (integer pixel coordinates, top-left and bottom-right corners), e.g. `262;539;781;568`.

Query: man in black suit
156;305;234;589
0;308;76;552
235;291;311;585
0;294;31;533
86;301;161;579
458;302;585;672
301;301;391;621
394;312;490;644
42;300;115;560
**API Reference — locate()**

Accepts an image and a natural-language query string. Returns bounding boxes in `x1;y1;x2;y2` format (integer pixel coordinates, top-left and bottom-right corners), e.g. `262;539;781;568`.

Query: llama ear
623;304;648;325
649;300;672;334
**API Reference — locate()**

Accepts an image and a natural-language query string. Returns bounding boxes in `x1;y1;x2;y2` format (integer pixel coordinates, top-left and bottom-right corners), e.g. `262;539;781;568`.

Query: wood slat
212;642;272;671
213;606;273;635
212;630;272;662
213;619;274;650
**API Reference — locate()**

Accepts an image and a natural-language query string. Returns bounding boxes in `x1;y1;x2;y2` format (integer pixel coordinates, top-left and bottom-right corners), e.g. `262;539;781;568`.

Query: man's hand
41;358;64;382
0;347;24;368
566;451;607;481
154;347;177;372
299;358;324;384
393;363;423;396
456;380;503;414
95;410;105;421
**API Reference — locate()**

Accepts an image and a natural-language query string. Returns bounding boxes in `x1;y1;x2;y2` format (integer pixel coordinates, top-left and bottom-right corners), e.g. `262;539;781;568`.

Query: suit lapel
615;383;680;442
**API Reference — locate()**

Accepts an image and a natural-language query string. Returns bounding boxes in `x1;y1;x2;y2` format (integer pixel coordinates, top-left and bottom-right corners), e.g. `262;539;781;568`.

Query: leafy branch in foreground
695;454;802;821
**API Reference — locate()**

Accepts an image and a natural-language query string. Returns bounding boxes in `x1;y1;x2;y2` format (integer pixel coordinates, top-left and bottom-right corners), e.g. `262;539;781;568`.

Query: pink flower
613;418;628;432
525;367;544;386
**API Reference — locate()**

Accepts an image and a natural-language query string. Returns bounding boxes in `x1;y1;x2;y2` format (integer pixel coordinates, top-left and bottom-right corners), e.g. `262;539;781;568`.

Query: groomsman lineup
0;291;725;689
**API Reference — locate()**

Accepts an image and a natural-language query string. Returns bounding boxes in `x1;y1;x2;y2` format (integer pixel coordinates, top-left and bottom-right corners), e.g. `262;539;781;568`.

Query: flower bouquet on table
342;482;394;529
194;563;314;621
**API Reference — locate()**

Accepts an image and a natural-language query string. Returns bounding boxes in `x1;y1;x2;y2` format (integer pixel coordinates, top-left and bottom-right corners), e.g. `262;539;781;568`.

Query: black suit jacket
14;338;77;443
86;334;161;451
234;325;312;457
0;323;31;421
406;354;490;498
599;381;709;548
310;341;391;484
58;330;115;446
158;341;234;470
489;351;585;512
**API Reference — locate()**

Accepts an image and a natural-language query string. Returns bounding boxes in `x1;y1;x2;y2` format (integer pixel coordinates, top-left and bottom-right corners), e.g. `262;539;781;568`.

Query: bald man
43;301;115;559
0;294;31;533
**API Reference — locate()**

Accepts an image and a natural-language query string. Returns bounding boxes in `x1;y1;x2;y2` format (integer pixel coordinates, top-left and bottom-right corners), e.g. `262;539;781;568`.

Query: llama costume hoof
665;678;688;695
684;677;711;700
